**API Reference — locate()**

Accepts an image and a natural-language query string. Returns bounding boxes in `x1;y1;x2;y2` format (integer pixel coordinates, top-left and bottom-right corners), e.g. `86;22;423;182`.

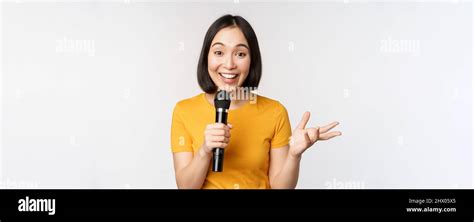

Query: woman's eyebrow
235;43;249;50
211;42;249;50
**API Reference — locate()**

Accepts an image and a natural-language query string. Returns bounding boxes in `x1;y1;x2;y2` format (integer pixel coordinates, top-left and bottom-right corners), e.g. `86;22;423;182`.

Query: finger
296;111;311;129
319;131;342;140
208;123;228;129
210;142;228;148
210;136;226;142
306;127;320;142
218;137;230;143
304;130;311;144
319;121;339;134
208;129;226;136
217;136;230;143
210;129;231;137
314;127;320;142
227;123;233;128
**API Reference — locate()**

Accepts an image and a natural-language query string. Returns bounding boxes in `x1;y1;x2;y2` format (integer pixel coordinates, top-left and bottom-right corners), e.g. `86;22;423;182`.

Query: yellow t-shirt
170;93;292;189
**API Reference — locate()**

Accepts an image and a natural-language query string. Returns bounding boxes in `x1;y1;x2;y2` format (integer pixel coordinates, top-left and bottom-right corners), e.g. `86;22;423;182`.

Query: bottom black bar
0;189;472;219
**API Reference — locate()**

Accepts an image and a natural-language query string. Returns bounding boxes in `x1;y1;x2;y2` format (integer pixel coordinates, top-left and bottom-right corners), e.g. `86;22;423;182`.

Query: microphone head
214;90;231;109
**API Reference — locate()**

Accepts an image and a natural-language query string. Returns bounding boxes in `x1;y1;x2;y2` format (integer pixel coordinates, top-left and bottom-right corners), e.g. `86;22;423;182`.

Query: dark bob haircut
197;14;262;93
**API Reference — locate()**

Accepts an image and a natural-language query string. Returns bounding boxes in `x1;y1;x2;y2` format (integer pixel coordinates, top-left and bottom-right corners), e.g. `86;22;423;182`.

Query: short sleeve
270;103;292;148
170;103;193;153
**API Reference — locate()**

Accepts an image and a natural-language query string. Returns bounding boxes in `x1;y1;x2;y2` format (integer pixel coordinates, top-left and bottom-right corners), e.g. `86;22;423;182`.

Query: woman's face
208;26;251;91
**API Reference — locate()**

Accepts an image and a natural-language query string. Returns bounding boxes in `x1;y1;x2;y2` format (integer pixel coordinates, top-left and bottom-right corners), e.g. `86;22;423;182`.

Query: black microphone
212;90;231;172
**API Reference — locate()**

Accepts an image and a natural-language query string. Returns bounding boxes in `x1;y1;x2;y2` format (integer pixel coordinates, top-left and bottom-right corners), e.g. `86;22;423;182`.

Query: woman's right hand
201;123;232;154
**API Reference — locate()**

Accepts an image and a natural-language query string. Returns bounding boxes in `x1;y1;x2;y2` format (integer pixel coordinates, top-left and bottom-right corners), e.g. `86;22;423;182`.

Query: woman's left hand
288;111;342;158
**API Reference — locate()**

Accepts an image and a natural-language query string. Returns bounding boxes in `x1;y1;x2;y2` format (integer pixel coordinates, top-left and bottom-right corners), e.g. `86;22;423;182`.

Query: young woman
170;14;342;189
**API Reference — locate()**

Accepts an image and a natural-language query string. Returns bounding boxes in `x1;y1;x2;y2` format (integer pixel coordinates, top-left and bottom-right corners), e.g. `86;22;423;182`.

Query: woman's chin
217;83;239;91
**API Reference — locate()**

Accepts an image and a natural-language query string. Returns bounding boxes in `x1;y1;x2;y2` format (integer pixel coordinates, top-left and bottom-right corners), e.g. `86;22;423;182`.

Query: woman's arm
172;147;212;189
268;145;301;189
269;112;341;189
172;123;232;189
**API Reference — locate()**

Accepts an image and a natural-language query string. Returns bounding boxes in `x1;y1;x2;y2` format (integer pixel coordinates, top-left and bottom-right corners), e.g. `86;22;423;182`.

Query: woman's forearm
270;154;302;189
176;147;212;189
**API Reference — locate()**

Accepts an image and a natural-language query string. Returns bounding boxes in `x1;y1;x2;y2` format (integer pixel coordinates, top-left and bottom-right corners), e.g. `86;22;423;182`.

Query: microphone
212;90;231;172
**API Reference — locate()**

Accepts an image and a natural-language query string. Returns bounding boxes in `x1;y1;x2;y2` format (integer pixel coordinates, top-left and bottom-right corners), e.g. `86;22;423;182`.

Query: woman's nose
223;55;237;69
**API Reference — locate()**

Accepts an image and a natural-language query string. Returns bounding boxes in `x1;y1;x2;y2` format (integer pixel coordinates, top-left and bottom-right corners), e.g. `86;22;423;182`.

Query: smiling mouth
219;72;239;79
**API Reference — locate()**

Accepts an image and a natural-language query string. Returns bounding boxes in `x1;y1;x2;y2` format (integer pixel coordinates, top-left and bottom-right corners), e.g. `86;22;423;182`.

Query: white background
0;0;472;189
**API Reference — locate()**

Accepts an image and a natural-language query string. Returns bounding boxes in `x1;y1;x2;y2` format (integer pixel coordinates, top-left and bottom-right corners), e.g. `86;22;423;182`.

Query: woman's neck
205;92;249;110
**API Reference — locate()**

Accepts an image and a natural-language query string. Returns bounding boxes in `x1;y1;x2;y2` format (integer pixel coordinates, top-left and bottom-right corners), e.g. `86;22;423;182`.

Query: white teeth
220;73;238;79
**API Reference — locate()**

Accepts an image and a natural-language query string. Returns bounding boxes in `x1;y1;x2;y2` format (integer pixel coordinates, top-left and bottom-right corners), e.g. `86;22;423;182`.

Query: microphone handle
212;109;228;172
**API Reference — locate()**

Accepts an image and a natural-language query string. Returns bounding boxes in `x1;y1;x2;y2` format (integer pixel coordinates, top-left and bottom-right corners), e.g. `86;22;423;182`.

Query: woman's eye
236;52;247;57
214;51;223;56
